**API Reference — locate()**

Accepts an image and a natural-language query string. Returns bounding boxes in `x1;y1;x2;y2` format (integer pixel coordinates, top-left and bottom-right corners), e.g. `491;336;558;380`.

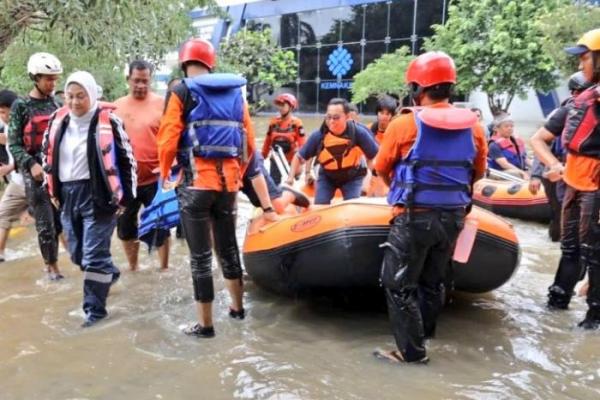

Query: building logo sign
321;46;353;90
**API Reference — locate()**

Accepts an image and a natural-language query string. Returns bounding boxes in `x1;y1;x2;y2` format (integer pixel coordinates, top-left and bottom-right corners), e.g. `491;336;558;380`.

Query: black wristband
262;206;275;213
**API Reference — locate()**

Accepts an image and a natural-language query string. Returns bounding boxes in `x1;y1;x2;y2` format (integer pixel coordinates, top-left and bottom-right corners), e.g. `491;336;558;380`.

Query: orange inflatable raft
243;198;520;295
472;178;551;222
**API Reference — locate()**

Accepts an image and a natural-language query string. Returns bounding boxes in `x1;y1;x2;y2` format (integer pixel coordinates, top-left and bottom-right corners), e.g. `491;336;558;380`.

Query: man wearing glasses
286;98;378;204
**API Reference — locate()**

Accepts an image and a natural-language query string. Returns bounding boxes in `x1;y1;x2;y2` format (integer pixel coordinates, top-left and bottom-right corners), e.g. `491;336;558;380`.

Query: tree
537;1;600;77
351;46;414;104
425;0;560;116
0;0;207;99
218;29;297;114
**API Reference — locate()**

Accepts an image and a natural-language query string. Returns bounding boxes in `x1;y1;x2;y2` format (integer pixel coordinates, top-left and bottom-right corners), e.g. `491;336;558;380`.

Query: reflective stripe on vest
45;106;123;206
388;109;475;208
562;86;600;157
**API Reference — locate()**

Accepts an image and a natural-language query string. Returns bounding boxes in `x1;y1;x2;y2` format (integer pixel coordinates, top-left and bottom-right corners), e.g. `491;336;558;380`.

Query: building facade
197;0;449;113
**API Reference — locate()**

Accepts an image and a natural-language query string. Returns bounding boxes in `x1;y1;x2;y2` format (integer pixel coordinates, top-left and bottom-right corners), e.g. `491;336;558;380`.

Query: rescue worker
285;98;379;205
370;95;398;144
366;95;398;197
8;52;64;280
261;93;305;184
374;51;487;363
157;38;255;338
529;71;592;241
43;71;137;327
0;90;29;262
487;113;531;179
114;60;170;271
530;28;600;329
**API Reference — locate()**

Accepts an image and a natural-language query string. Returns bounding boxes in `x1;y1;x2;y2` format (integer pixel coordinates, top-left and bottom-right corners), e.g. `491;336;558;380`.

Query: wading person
114;60;170;271
286;98;379;205
374;52;487;363
531;28;600;329
157;38;255;338
0;90;29;262
8;53;64;280
43;71;137;327
529;71;592;242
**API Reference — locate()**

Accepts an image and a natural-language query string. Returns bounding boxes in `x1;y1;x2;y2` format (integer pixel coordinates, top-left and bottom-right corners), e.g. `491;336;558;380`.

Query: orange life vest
317;122;365;183
267;116;302;154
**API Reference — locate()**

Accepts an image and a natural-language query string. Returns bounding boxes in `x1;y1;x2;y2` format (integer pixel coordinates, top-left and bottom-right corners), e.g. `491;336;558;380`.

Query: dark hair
593;51;600;84
470;107;482;114
128;60;154;77
376;95;398;115
348;103;359;113
422;83;453;101
0;90;18;108
327;97;350;113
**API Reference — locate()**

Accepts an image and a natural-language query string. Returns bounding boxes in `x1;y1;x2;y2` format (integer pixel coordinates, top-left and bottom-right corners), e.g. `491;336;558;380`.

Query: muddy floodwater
1;117;599;399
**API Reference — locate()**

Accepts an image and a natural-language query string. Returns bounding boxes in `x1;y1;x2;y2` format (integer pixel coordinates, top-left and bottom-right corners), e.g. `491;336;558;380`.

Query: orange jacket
157;84;255;192
375;102;488;193
261;115;305;161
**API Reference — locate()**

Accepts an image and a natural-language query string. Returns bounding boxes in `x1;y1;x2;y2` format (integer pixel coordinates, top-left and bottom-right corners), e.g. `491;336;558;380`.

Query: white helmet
27;52;63;76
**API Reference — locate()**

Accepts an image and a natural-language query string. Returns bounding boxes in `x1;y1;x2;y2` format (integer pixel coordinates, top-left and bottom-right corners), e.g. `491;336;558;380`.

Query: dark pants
24;172;61;265
117;181;170;247
380;209;465;361
269;160;283;186
60;181;119;322
548;186;600;319
314;172;364;205
542;177;564;242
178;188;242;303
243;160;283;208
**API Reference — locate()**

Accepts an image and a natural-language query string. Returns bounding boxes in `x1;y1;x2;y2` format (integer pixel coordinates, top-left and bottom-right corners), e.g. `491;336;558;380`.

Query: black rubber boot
547;285;571;310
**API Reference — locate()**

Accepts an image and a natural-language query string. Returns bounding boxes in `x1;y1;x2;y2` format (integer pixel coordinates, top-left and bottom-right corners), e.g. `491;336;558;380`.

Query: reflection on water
1;117;599;399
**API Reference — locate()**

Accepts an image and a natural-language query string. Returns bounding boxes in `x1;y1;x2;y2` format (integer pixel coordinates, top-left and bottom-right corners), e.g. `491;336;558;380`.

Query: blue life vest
183;73;247;159
387;108;476;209
488;136;527;171
138;177;180;248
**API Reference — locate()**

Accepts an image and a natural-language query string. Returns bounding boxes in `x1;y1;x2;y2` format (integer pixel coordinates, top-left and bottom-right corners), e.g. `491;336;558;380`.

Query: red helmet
405;51;456;88
179;38;216;70
274;93;298;110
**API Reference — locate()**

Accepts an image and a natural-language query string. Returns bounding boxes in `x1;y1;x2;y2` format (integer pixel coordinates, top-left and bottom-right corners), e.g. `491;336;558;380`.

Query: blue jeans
61;180;119;322
314;172;364;205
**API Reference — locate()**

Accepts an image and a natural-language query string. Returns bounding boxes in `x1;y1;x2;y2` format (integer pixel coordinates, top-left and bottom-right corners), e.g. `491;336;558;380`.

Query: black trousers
548;185;600;316
178;188;242;303
23;172;61;265
380;209;465;361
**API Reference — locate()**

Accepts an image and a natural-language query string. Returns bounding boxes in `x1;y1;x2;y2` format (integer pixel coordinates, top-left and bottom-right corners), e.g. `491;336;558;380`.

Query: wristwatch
262;206;275;213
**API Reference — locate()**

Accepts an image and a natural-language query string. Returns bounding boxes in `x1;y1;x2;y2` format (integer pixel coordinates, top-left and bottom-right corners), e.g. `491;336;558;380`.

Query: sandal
373;349;429;365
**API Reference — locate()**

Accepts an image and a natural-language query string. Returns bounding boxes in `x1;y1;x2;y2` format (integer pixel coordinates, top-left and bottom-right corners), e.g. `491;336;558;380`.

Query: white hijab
64;71;99;124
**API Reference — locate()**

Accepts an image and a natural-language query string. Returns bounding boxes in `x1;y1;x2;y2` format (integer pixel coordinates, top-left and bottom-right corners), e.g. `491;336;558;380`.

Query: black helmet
567;71;592;93
376;95;398;115
0;90;18;108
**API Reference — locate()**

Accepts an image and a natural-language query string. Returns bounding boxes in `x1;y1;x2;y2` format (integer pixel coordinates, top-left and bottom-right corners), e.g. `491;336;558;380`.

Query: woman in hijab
43;71;137;327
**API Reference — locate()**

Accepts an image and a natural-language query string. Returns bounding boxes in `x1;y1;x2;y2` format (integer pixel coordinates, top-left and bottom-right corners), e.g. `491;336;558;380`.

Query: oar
271;146;289;181
275;145;291;175
488;168;526;184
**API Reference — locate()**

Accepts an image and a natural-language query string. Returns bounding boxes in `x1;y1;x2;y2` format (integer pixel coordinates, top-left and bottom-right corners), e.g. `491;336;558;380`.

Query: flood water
1;117;599;399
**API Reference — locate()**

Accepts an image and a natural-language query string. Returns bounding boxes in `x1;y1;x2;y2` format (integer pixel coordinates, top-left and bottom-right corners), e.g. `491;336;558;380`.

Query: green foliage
218;29;297;114
0;0;207;99
537;1;600;77
351;47;414;104
425;0;560;116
